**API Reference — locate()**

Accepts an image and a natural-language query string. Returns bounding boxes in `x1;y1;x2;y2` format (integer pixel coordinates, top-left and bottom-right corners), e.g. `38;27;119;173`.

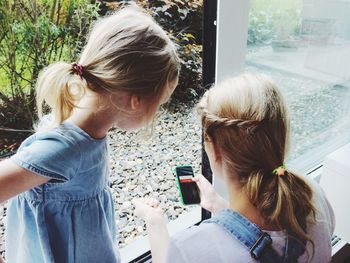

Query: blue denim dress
6;121;120;263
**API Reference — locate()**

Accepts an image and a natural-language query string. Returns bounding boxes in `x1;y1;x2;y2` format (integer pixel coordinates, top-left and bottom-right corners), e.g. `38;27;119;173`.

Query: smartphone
173;165;200;205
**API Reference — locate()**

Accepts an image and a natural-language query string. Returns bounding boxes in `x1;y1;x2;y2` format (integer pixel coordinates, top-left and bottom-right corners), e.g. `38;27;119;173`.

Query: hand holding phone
173;165;200;205
192;174;229;213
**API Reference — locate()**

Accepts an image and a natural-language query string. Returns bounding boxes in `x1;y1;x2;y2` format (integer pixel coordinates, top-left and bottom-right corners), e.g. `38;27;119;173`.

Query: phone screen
175;166;200;205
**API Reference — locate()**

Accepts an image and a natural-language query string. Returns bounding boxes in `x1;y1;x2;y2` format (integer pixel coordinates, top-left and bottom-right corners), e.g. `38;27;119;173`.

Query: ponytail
244;169;316;254
36;62;86;128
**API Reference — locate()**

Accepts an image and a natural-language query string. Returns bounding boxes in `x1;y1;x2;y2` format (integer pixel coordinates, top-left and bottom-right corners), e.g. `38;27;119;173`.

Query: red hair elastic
72;63;84;79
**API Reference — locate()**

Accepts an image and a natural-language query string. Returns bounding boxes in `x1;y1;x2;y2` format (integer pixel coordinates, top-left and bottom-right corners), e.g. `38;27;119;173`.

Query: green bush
108;0;203;102
0;0;100;152
248;10;275;46
248;1;302;46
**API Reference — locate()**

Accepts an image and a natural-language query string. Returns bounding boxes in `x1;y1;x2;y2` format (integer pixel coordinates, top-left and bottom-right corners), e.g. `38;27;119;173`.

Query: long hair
197;73;316;255
36;5;180;127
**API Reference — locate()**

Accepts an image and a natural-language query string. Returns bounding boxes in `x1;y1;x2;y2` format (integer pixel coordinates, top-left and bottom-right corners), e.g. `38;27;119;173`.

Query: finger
149;199;159;208
155;207;164;214
132;198;146;207
143;197;159;207
192;176;200;182
194;174;207;183
131;198;139;206
153;199;160;207
198;174;212;187
193;176;206;190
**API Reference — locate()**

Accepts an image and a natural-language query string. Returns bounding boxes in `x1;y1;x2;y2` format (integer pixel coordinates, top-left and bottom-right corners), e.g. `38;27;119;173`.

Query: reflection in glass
246;0;350;162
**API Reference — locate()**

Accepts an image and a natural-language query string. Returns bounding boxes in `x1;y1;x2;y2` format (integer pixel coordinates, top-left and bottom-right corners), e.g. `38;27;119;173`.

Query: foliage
0;0;100;152
143;0;203;101
248;10;275;46
248;0;302;46
107;0;203;102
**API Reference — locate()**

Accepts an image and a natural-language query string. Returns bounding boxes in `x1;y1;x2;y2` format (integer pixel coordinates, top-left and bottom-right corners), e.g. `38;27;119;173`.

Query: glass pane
107;3;204;248
246;0;350;164
111;104;202;247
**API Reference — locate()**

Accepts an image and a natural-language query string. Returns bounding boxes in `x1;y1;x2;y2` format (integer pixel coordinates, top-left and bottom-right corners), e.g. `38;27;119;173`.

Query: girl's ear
130;94;141;110
213;143;222;163
205;137;222;164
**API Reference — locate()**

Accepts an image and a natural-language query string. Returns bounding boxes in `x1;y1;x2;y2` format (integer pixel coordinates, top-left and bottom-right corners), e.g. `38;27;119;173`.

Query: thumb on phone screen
192;174;212;192
192;174;229;213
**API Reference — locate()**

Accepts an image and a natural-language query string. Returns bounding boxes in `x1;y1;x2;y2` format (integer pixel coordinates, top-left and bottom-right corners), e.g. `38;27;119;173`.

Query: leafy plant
107;0;203;102
248;10;275;46
248;1;302;46
0;0;100;152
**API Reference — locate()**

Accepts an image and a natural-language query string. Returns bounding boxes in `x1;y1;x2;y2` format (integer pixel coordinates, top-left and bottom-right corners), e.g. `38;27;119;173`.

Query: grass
0;73;10;94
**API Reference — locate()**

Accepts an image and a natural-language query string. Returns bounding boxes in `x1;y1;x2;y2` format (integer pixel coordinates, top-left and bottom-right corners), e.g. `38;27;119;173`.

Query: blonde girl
0;5;179;263
134;73;334;263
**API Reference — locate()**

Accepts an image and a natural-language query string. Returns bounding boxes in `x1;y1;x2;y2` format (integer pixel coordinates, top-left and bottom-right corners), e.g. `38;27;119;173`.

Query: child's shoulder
168;223;254;263
19;123;79;151
12;122;90;182
29;121;101;147
13;122;89;168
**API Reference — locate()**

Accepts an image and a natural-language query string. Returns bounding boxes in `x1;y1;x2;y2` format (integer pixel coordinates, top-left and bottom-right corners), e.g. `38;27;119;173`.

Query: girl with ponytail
0;5;179;263
134;73;335;263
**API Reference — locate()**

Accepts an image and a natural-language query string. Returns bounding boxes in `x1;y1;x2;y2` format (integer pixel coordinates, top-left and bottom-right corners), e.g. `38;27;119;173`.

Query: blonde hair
36;5;179;126
197;73;316;255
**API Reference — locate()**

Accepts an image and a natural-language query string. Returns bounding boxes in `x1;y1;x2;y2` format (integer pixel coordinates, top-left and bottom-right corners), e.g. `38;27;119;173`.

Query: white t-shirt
166;179;335;263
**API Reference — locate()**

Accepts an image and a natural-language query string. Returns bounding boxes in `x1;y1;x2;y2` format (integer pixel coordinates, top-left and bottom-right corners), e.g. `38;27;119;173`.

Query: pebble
107;102;200;247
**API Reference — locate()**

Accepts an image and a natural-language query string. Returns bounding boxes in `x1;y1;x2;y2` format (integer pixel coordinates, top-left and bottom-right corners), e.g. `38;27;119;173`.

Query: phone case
173;165;194;205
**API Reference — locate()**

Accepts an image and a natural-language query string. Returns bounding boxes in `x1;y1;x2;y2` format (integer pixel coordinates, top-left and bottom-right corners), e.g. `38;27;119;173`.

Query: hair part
197;73;316;257
36;5;179;128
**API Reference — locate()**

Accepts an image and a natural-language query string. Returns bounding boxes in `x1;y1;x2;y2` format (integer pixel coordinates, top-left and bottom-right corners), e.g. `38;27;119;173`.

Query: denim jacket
203;209;305;263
